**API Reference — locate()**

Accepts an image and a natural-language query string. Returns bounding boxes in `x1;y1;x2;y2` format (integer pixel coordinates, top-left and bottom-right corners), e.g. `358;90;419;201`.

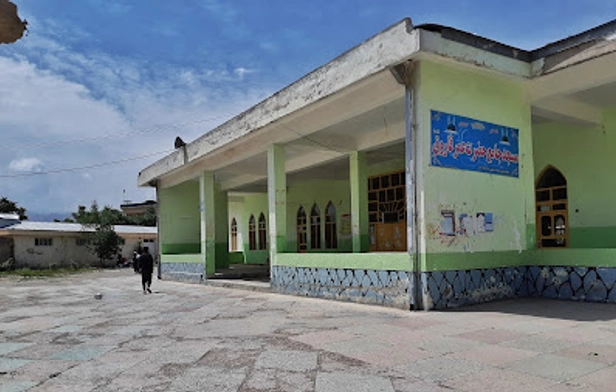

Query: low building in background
0;221;157;269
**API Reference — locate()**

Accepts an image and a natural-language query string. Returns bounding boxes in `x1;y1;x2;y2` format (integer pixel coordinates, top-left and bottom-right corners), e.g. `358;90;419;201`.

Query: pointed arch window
230;218;238;251
258;213;267;250
536;166;568;248
310;204;321;250
297;206;307;252
325;202;337;249
248;215;257;251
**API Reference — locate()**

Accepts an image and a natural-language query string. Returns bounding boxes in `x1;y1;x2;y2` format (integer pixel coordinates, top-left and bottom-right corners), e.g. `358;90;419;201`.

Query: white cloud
9;157;44;172
0;21;275;215
234;67;256;79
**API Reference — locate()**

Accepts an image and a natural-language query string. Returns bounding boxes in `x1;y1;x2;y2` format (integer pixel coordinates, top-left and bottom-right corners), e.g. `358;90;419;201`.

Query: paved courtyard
1;270;616;391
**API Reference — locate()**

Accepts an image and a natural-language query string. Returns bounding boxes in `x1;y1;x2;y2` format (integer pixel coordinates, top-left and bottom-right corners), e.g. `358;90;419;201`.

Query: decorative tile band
160;262;205;283
420;267;528;309
421;266;616;309
527;266;616;303
271;266;412;309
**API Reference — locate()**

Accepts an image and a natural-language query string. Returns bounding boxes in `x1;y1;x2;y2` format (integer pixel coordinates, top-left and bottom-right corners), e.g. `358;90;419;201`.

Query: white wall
12;234;158;268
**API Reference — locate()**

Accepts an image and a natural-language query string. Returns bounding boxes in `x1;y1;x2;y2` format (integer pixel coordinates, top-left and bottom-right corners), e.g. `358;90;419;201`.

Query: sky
1;0;615;219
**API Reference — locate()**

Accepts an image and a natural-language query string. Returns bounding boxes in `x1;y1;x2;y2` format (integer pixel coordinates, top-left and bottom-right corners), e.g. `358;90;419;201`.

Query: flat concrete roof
0;221;157;235
138;17;616;187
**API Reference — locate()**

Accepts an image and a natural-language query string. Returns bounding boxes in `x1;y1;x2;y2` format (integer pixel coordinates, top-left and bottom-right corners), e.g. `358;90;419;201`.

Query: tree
68;203;155;227
87;223;124;267
0;196;28;220
131;206;157;227
76;202;124;266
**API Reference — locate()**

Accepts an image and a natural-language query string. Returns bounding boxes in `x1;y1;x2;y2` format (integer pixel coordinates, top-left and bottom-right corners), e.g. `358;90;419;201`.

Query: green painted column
200;172;229;276
268;144;287;262
350;151;369;252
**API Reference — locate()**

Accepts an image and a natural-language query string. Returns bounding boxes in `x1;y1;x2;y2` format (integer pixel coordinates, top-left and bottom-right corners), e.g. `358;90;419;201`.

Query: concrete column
268;144;287;262
200;172;229;277
350;151;369;252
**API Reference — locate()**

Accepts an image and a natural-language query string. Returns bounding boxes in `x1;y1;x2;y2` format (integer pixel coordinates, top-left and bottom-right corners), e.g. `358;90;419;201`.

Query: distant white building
0;220;157;269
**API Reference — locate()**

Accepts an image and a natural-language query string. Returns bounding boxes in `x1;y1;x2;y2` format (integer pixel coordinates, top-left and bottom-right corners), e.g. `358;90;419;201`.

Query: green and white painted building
139;18;616;310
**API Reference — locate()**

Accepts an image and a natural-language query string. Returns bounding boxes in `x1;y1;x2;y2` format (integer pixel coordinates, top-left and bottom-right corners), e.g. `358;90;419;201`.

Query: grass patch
0;267;97;278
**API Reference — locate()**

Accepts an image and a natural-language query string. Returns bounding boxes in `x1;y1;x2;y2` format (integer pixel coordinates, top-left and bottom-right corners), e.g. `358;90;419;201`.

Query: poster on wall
430;110;519;177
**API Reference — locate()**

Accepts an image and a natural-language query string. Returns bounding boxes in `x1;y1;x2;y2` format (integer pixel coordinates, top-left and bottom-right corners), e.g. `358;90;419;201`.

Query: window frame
248;215;257;251
258;213;267;250
325;201;337;249
310;204;321;250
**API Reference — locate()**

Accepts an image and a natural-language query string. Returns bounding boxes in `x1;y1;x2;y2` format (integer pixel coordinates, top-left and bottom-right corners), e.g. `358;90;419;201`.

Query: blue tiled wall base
422;266;616;309
271;266;412;309
161;262;204;283
422;267;528;309
527;266;616;303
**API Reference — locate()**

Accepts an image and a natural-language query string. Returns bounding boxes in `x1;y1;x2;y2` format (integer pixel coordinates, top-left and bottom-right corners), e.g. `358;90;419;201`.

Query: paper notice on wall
340;214;352;237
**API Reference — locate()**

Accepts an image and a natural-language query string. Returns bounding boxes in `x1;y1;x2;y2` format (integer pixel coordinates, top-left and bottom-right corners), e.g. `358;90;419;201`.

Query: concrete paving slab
508;353;607;382
392;356;487;383
1;270;616;391
555;343;616;365
0;358;31;373
0;381;38;392
49;345;114;361
567;367;616;392
443;368;557;391
167;366;246;392
449;344;539;366
453;327;529;344
243;368;315;391
5;344;67;360
315;372;394;392
0;343;33;356
256;349;318;372
500;335;580;353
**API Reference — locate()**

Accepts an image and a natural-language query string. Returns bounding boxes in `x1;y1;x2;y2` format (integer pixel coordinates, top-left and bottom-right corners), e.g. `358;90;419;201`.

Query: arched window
248;215;257;251
310;204;321;249
258;213;267;250
536;166;568;248
325;202;337;249
297;206;307;252
230;218;238;251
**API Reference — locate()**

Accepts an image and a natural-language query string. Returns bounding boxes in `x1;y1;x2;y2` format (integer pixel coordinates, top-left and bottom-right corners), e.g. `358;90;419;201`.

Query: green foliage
86;226;123;265
69;203;156;227
0;196;28;220
74;202;124;264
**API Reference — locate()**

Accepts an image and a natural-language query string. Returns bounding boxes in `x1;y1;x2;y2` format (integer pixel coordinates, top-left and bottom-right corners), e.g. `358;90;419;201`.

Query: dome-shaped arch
248;214;257;251
536;165;567;188
230;217;238;251
258;213;267;250
310;203;321;249
297;206;307;252
535;165;568;248
325;201;337;249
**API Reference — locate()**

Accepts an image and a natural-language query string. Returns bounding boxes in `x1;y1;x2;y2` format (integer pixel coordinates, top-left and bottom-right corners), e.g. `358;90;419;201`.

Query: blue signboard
430;110;519;178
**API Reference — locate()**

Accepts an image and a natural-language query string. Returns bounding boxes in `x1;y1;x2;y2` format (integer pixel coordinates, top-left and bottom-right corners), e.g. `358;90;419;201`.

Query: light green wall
416;60;534;271
159;181;200;254
277;252;411;271
286;179;353;253
533;109;616;248
229;193;269;264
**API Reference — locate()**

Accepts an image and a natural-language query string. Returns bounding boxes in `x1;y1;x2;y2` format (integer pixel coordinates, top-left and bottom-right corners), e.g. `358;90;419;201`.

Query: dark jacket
139;253;154;275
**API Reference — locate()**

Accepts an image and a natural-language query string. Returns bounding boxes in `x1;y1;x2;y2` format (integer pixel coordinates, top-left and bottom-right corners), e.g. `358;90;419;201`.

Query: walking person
139;247;154;294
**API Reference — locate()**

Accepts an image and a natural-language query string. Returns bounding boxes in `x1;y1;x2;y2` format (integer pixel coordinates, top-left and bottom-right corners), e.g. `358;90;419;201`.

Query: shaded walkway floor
1;269;616;391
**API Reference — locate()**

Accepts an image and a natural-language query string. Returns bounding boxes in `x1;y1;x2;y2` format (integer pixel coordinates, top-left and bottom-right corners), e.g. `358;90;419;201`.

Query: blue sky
1;0;615;217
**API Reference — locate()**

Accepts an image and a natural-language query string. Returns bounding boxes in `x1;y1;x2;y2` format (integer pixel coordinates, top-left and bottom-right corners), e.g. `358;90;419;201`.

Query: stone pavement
1;270;616;392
